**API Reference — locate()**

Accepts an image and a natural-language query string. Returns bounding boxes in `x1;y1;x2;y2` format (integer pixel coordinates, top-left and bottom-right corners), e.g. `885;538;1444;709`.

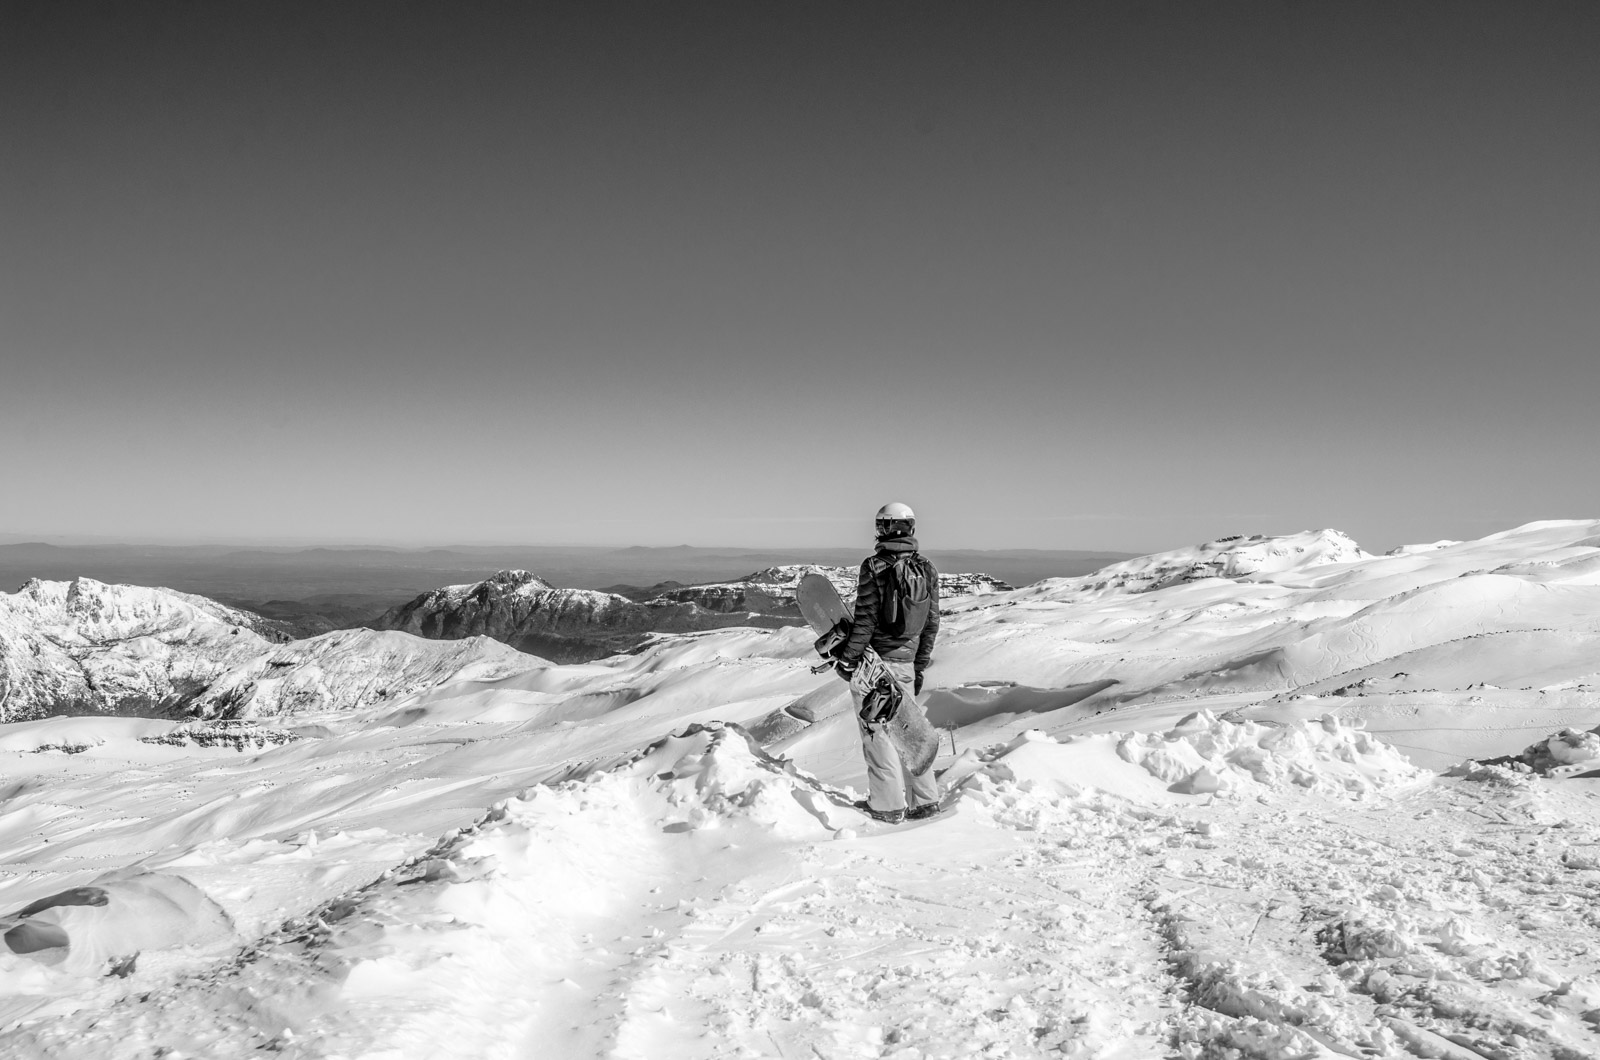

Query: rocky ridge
371;570;765;664
375;566;1016;662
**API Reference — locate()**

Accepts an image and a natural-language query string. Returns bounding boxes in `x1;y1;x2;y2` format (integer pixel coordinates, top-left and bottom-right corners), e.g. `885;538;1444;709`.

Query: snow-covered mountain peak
430;569;555;603
374;571;730;664
5;576;270;641
0;578;275;721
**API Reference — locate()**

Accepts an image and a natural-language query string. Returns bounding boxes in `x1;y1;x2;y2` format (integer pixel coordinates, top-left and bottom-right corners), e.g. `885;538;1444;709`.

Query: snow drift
2;873;232;978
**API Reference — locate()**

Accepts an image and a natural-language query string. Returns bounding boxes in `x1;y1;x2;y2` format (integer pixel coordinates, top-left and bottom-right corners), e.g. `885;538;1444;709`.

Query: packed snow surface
2;520;1600;1057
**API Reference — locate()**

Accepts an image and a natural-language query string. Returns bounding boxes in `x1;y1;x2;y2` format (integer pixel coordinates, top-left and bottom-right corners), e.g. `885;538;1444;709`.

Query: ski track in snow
6;721;1600;1060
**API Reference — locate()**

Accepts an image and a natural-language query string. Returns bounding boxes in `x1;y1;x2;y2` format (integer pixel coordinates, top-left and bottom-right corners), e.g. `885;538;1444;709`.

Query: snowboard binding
858;670;902;725
810;618;851;674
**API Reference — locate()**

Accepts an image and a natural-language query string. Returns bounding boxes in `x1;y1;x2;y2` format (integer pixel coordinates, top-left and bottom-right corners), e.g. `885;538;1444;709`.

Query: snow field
13;712;1600;1058
4;520;1600;1056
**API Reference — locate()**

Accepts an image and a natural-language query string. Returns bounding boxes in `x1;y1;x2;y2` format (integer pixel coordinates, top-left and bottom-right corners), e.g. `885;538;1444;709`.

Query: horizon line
0;534;1142;555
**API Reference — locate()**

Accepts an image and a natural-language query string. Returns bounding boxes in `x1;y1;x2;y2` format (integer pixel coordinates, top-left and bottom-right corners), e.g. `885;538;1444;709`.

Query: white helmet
874;502;916;539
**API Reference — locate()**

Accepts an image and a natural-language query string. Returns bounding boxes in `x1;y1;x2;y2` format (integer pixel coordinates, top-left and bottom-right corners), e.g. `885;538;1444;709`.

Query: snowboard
796;572;941;775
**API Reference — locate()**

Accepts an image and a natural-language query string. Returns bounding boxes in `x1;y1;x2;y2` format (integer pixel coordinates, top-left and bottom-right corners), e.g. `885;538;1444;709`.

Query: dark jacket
838;534;939;670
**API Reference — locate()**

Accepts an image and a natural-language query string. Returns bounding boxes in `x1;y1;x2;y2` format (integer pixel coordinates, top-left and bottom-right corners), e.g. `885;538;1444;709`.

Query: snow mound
1464;724;1600;777
568;721;850;836
1543;727;1600;766
953;712;1423;808
1;873;232;978
1117;711;1423;798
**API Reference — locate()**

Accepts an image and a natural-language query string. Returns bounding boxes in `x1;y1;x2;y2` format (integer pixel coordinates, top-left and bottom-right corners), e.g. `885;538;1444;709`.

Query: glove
914;669;924;696
834;658;859;681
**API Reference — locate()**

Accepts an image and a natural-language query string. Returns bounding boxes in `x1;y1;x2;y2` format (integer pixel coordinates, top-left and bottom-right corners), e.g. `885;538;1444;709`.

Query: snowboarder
834;502;941;824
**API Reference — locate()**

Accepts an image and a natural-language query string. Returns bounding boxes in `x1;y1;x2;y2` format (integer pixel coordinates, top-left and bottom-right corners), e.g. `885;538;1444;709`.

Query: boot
853;800;905;824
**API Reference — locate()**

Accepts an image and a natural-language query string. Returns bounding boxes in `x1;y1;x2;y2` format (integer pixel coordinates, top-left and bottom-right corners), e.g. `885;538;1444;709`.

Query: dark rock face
371;570;764;664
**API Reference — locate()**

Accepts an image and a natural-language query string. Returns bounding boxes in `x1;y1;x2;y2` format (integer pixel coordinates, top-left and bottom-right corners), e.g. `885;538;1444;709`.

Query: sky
3;1;1597;554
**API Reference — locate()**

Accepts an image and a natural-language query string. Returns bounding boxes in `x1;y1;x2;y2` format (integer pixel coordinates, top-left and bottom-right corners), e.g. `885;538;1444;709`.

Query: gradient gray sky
4;2;1597;553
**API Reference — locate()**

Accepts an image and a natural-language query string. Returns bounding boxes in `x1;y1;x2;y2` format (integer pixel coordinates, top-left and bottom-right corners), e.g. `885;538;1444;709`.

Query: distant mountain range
0;542;1133;633
0;561;1025;718
8;524;1600;736
372;566;1016;663
0;577;541;723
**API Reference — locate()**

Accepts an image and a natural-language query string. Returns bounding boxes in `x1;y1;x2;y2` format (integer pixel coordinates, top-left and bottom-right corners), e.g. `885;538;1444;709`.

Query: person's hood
874;534;919;555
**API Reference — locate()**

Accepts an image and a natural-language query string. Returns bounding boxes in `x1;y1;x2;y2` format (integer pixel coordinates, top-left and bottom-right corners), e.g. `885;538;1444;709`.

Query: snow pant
852;657;939;813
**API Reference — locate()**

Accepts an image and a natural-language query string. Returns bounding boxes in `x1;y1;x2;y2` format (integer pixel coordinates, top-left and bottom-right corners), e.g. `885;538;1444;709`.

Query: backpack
878;553;934;638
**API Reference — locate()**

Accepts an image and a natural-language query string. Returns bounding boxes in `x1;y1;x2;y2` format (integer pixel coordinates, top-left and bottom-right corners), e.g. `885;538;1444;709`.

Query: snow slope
1067;529;1372;598
188;629;548;719
2;521;1600;1057
929;520;1600;763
